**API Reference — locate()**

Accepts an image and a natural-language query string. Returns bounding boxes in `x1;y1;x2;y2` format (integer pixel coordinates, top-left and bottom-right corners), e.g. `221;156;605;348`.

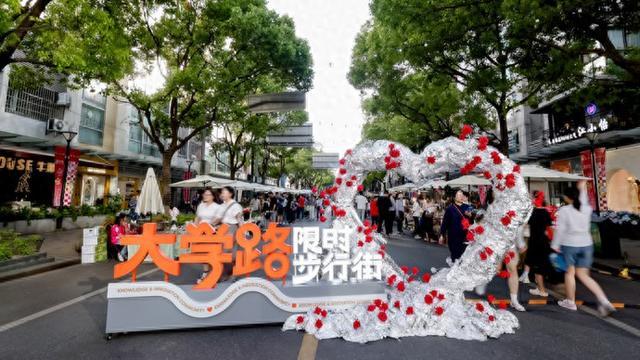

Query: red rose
478;136;489;150
365;235;373;243
483;171;492;179
401;266;409;274
380;302;389;311
357;226;363;233
503;256;511;264
315;319;323;329
353;319;361;330
339;168;347;175
364;227;372;235
384;156;391;163
363;220;371;227
351;175;357;181
422;273;431;283
346;181;353;187
412;266;419;275
339;159;346;165
488;315;495;322
479;251;487;260
407;276;414;283
424;295;434;304
357;240;364;247
321;310;327;318
297;315;305;324
498;270;510;279
390;149;400;158
378;250;385;258
312;186;317;194
496;173;504;180
508;250;515;258
380;244;386;251
323;199;330;206
393;300;401;309
507;210;516;218
378;311;388;322
427;156;436;164
367;304;376;312
461;218;470;230
466;232;475;241
500;216;511;226
459;124;473;140
314;307;322;315
320;216;327;223
473;156;482;165
487;294;496;303
397;281;406;292
388;143;395;149
335;178;342;185
437;293;445;301
374;299;382;306
430;290;438;297
484;246;493;256
499;301;508;310
434;306;444;316
357;184;364;191
505;173;516;188
513;164;520;173
345;149;353;155
406;306;414;315
476;303;485;312
387;274;397;285
474;225;485;234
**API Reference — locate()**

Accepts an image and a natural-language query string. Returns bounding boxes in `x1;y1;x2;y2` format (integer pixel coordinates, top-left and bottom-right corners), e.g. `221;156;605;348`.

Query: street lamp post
585;132;600;214
57;130;77;228
186;154;196;204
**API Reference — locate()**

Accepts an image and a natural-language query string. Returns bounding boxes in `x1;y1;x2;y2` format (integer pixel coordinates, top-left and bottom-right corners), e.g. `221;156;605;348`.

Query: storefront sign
0;155;55;173
53;146;80;207
547;118;609;145
53;147;65;207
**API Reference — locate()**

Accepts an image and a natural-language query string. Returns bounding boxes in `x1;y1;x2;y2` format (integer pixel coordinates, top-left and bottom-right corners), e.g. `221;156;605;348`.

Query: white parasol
135;168;164;215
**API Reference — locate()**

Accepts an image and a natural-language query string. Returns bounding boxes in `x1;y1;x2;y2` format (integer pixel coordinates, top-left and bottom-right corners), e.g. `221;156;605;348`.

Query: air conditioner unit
56;92;71;107
47;118;66;133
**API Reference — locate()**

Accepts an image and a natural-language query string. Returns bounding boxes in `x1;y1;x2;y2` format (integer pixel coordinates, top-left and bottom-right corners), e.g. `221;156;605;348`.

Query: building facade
0;66;208;209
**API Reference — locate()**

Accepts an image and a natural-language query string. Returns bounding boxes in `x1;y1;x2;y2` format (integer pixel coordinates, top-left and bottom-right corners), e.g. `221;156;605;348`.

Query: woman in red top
370;197;379;230
110;213;128;262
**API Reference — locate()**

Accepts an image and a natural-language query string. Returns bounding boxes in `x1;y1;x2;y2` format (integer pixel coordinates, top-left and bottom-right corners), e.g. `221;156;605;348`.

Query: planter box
1;215;106;234
62;215;107;230
5;219;57;234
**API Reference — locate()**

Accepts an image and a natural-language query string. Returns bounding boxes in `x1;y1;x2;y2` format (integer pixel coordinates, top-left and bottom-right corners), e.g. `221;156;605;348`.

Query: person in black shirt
377;191;394;235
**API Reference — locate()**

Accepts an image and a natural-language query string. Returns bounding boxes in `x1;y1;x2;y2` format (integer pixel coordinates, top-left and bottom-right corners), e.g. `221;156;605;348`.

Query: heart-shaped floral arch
283;130;532;342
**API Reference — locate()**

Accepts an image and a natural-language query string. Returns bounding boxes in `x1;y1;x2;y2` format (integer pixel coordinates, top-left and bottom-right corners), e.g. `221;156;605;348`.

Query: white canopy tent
169;175;234;188
519;164;590;182
389;183;417;192
135;168;164;214
446;175;491;187
418;179;448;189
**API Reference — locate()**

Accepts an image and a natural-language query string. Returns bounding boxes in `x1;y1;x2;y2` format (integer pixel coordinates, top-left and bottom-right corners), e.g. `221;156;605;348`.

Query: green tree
0;0;132;87
504;0;640;84
108;0;312;200
357;0;583;154
285;148;333;189
210;110;308;180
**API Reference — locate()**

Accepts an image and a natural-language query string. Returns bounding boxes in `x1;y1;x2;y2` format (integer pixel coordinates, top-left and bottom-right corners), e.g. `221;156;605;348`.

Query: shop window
79;104;105;146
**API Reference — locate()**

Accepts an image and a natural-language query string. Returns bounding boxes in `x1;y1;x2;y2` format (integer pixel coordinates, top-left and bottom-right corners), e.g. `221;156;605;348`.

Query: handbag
549;252;567;272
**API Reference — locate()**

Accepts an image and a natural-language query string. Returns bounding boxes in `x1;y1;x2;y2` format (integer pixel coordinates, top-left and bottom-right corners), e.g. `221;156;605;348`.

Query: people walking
394;193;406;234
355;191;368;221
552;181;616;316
370;196;380;230
411;195;423;239
526;191;554;298
214;186;244;282
194;187;221;283
377;191;394;235
439;189;472;262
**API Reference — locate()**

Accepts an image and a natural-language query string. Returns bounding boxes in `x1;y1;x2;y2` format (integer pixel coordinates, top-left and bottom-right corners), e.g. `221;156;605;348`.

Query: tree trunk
160;150;175;207
229;152;237;180
497;111;509;155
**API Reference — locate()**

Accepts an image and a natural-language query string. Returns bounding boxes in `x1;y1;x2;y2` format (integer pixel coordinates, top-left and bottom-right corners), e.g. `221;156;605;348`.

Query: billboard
312;152;340;169
266;123;313;147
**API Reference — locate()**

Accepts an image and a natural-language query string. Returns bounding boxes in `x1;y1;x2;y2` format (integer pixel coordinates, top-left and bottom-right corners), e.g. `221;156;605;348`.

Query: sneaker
529;288;549;297
414;235;422;239
117;253;124;262
558;299;577;311
511;301;526;312
598;303;616;317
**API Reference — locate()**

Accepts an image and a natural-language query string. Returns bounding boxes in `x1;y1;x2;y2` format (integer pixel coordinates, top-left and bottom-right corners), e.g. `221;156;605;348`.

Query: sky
267;0;371;155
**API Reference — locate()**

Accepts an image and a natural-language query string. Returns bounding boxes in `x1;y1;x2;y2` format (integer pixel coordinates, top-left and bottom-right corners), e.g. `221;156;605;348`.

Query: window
79;104;105;145
127;106;160;157
4;79;65;121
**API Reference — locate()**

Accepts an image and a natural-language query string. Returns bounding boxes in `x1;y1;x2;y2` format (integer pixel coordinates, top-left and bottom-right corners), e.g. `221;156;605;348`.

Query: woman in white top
195;188;220;224
214;186;244;281
194;188;220;283
551;181;615;316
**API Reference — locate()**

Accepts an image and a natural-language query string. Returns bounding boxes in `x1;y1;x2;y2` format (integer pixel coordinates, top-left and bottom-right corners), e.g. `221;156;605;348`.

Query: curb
466;298;640;309
592;261;640;281
0;258;81;283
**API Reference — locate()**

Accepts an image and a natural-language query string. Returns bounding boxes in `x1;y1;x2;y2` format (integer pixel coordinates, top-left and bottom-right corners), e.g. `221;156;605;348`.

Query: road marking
297;333;319;360
0;268;159;333
546;288;640;338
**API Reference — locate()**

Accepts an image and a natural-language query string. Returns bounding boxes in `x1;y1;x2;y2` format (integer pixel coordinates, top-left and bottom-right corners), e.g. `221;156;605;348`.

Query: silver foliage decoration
283;135;532;342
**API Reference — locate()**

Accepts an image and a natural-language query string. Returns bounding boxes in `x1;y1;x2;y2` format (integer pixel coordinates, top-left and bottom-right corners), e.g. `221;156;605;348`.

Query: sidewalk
593;238;640;280
0;229;82;282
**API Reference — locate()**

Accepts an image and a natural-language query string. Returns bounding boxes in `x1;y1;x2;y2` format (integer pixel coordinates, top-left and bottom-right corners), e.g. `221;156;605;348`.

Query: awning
519;164;590;182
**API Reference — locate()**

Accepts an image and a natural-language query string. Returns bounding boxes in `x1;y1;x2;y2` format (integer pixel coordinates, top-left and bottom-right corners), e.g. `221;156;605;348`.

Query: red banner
53;147;65;207
53;146;80;207
580;150;597;209
594;147;607;211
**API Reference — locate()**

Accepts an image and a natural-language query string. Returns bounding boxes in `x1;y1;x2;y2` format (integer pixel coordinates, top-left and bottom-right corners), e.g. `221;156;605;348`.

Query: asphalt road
0;224;639;360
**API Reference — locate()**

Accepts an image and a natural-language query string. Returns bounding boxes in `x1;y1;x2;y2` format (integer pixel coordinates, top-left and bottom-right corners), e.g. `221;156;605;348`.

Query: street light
585;132;600;214
185;154;196;205
57;130;77;228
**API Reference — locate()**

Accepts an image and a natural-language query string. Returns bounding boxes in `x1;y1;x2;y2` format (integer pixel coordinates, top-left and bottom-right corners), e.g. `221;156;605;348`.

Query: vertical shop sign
594;147;607;211
63;149;81;206
580;150;597;209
